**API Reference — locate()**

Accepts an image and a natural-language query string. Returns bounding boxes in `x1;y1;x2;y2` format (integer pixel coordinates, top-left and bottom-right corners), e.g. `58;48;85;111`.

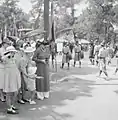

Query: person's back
98;47;107;58
63;46;69;54
75;44;81;53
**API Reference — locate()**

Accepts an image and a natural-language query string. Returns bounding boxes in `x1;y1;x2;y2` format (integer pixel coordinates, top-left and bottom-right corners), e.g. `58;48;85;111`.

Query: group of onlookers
0;38;50;114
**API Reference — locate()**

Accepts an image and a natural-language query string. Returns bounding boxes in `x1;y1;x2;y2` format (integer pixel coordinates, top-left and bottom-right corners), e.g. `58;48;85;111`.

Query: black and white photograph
0;0;118;120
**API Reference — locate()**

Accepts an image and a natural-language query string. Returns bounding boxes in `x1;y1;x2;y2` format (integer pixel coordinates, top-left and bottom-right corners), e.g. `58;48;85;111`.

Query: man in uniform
74;41;82;67
98;42;108;79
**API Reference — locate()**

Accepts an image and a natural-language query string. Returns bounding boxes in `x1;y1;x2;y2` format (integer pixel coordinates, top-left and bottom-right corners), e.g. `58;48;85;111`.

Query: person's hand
35;76;44;79
29;74;37;79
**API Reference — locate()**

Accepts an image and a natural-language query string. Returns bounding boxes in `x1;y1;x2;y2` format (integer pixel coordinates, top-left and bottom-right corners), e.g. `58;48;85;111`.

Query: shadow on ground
0;78;95;120
51;65;99;82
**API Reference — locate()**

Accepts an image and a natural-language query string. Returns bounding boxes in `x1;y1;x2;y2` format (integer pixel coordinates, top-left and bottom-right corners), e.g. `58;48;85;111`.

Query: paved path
1;53;118;120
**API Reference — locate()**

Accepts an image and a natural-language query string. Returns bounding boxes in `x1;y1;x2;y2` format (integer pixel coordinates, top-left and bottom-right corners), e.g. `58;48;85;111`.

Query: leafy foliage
0;0;31;37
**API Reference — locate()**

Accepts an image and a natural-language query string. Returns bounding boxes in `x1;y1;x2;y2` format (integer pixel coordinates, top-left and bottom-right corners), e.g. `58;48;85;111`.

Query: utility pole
44;0;49;41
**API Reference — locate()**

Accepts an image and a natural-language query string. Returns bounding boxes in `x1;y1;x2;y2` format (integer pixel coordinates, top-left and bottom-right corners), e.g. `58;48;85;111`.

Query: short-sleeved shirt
74;45;81;53
98;47;107;58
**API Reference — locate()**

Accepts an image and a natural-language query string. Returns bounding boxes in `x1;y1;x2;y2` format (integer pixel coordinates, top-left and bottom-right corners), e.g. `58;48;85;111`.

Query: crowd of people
60;39;118;80
0;38;50;114
0;36;118;114
89;40;118;79
60;41;84;70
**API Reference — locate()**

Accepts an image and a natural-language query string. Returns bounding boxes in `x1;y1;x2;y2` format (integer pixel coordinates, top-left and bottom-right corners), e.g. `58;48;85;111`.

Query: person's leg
96;60;99;66
61;63;64;68
74;61;76;67
0;89;5;102
43;92;49;99
103;60;108;77
115;68;118;74
52;54;54;68
99;59;103;76
37;92;44;100
67;62;70;70
11;91;19;110
17;89;25;104
92;59;94;65
29;90;36;104
104;71;108;77
79;61;81;68
6;93;12;110
115;59;118;74
6;92;18;114
31;90;36;101
21;79;29;102
90;58;92;64
99;70;102;76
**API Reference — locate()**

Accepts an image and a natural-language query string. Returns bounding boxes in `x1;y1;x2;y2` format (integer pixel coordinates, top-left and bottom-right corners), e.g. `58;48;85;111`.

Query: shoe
37;97;44;100
29;100;36;105
44;92;49;99
44;96;49;99
60;66;63;69
7;109;19;114
0;98;5;102
37;92;44;100
22;99;29;103
12;106;19;110
17;100;25;104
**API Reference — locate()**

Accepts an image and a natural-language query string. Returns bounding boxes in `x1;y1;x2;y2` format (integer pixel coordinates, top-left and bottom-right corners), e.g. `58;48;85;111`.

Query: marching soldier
61;42;71;70
50;40;57;67
98;42;108;79
89;42;95;65
94;41;101;66
106;44;114;65
114;44;118;74
74;41;82;68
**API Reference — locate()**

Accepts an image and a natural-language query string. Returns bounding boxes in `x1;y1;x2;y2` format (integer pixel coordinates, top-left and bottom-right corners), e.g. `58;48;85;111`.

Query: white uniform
98;47;107;71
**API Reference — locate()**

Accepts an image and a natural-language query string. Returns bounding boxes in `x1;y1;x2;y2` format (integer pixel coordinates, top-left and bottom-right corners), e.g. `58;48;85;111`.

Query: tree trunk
4;23;7;39
44;0;49;41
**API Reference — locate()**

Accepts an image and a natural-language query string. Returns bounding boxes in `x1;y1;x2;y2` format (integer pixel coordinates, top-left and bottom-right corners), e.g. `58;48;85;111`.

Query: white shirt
98;47;107;58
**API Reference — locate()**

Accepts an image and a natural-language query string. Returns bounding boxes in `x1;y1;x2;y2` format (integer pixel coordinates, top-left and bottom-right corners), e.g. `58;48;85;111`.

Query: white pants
37;92;49;100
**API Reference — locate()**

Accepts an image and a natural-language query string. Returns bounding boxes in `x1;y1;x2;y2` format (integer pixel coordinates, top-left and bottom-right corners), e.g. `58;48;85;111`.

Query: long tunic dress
32;45;50;92
74;45;81;61
89;45;94;59
0;47;5;90
98;47;107;71
62;46;70;63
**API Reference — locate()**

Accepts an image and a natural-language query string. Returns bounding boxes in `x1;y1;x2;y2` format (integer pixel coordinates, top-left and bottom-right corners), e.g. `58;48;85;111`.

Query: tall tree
0;0;30;37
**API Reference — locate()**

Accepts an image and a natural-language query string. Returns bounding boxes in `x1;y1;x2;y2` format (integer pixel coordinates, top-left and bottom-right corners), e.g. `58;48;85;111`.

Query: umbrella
18;28;33;32
80;39;90;44
7;36;20;43
55;38;67;43
22;29;46;39
56;28;73;38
